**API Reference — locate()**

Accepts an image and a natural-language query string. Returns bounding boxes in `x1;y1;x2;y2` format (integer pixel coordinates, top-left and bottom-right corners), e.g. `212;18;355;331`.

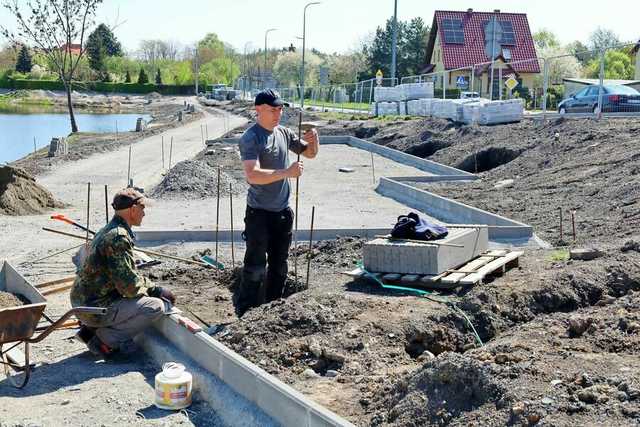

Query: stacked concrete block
476;99;524;125
47;137;68;157
363;227;488;275
406;98;434;117
374;86;403;102
400;82;434;100
375;101;404;116
136;117;146;132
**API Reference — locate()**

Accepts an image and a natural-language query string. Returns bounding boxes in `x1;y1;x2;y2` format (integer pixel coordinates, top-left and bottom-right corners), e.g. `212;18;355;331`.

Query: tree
137;68;148;84
124;69;131;83
533;29;560;52
197;33;225;63
362;17;428;79
15;45;32;73
86;23;122;72
585;49;634;80
1;0;104;133
588;28;621;52
325;51;366;83
155;68;162;84
272;50;321;87
566;40;591;65
535;46;582;85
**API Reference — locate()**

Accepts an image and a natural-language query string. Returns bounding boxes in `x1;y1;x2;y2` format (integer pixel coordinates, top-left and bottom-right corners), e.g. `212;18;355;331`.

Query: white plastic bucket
154;362;192;410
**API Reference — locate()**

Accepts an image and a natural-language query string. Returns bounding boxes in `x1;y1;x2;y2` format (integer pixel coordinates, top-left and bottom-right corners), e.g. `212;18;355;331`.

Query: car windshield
604;85;640;95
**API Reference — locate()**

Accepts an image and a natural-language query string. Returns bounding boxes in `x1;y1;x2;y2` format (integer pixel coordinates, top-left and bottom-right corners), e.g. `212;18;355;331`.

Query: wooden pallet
345;249;523;290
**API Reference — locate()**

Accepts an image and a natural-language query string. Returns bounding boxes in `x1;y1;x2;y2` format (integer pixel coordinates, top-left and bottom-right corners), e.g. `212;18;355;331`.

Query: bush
0;78;196;95
137;68;148;84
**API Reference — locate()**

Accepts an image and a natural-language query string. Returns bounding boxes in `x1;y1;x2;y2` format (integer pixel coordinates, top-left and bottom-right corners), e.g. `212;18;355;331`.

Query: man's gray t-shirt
239;123;306;212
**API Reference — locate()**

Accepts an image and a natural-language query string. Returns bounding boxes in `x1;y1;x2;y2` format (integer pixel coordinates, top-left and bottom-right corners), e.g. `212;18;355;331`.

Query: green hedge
0;78;196;95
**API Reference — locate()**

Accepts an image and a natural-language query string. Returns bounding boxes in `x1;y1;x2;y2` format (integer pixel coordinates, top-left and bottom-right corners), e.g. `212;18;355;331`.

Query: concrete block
363;227;488;275
570;248;603;261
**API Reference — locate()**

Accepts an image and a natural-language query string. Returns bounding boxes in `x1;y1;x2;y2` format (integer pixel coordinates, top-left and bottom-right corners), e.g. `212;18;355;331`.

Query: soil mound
371;352;506;426
0;166;63;215
151;160;247;200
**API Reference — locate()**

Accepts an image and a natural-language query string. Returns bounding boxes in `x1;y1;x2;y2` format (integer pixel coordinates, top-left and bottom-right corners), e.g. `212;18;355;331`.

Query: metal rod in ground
161;136;165;169
19;243;85;266
229;183;235;269
205;124;209;140
305;206;315;288
571;210;576;243
169;136;174;169
294;110;302;280
104;184;109;224
200;125;204;144
85;183;91;244
559;208;563;242
370;152;375;184
215;167;220;267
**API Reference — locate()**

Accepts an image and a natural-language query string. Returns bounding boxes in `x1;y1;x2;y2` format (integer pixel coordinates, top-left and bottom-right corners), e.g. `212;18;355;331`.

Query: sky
1;0;639;54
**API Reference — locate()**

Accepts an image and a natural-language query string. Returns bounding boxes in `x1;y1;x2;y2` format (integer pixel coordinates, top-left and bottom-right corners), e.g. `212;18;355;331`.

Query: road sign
375;69;383;86
505;76;519;91
455;75;468;89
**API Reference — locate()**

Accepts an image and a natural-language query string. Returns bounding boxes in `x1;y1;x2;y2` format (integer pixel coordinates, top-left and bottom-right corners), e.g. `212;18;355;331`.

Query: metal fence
265;42;639;118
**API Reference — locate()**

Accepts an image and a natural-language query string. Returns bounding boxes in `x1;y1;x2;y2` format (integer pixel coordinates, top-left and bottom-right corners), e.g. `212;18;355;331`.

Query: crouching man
70;188;175;357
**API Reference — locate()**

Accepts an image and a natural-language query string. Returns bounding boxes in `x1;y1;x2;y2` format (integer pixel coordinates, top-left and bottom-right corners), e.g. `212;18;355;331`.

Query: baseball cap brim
265;98;289;107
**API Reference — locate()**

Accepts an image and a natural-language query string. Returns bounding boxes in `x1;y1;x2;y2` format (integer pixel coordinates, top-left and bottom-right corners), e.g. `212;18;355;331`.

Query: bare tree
1;0;103;132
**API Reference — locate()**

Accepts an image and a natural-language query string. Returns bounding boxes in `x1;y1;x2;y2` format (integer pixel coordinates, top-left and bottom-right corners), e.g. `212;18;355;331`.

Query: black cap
112;188;147;210
254;89;289;107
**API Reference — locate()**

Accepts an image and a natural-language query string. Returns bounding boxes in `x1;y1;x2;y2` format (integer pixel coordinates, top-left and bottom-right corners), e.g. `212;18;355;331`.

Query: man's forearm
246;167;289;185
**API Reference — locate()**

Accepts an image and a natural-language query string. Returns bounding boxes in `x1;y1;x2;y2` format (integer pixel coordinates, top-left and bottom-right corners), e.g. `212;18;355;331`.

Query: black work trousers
238;205;293;313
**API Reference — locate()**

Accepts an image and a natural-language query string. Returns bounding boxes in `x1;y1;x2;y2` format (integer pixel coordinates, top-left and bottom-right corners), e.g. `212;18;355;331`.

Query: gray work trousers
81;296;166;348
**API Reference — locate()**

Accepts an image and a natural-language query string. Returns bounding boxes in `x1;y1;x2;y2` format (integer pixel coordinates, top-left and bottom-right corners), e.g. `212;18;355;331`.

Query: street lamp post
390;0;398;83
243;42;252;98
300;1;321;109
264;28;277;89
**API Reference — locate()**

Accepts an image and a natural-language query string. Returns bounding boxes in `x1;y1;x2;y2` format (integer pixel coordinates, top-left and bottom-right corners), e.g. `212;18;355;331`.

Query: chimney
494;9;500;13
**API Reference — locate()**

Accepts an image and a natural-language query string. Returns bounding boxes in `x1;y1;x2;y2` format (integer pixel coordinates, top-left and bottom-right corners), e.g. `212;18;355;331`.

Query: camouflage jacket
71;215;153;323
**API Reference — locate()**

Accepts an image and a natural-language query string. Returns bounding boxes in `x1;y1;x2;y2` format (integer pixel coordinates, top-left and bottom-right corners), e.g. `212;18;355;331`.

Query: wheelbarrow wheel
1;342;31;388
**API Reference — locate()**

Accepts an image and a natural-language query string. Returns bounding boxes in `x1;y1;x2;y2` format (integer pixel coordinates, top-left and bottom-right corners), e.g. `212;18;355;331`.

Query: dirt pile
0;165;63;215
151;160;247;200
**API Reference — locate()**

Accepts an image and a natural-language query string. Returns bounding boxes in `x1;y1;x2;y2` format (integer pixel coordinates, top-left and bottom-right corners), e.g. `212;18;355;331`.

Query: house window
441;19;464;44
502;48;512;61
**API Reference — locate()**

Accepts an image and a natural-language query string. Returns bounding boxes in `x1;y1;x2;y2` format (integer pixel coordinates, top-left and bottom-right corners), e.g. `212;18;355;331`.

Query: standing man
71;188;176;358
237;89;319;316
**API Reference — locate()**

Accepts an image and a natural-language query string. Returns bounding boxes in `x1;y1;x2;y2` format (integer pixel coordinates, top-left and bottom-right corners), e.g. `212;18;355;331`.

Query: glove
147;286;176;304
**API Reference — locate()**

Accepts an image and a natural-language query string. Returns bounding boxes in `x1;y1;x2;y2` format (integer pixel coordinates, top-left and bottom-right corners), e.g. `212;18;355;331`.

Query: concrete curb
142;314;356;427
377;177;533;240
136;228;390;244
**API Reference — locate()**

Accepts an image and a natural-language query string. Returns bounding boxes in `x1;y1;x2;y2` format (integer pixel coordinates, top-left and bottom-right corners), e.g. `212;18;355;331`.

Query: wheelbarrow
0;303;106;388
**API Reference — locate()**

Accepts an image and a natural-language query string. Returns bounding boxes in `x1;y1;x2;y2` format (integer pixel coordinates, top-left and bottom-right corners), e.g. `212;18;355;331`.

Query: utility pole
194;47;199;95
301;2;321;109
390;0;398;83
489;14;497;100
264;28;277;89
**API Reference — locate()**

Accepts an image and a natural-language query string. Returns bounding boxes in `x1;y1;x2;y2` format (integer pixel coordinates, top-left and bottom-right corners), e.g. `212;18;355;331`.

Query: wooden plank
485;249;510;257
440;272;468;285
41;284;73;296
35;276;75;289
459;251;523;285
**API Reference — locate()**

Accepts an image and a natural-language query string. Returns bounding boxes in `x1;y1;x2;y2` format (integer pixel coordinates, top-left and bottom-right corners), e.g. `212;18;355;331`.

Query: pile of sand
0;166;64;215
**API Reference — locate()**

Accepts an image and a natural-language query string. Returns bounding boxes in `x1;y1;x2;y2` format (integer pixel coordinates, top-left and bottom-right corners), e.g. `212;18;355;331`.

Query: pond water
0;109;151;164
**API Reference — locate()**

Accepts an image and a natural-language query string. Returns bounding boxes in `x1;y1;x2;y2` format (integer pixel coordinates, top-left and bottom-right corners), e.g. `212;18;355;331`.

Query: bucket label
156;382;190;405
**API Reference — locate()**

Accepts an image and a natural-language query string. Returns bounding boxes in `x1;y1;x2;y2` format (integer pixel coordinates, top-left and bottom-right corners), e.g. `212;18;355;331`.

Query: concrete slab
363;227;488;274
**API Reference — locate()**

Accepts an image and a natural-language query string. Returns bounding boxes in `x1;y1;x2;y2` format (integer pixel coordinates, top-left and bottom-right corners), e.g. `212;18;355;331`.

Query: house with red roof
59;43;82;56
425;9;540;98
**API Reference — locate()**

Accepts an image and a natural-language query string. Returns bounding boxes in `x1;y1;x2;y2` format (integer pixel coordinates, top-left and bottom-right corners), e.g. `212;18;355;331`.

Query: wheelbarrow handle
28;306;107;344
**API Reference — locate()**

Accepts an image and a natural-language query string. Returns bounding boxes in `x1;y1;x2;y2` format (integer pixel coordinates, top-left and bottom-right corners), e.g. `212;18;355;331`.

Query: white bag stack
399;82;434;100
375;101;401;116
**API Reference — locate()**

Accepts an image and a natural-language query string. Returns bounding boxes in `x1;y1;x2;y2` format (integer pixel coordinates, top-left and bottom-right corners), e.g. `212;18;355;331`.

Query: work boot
86;335;115;358
73;325;96;345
